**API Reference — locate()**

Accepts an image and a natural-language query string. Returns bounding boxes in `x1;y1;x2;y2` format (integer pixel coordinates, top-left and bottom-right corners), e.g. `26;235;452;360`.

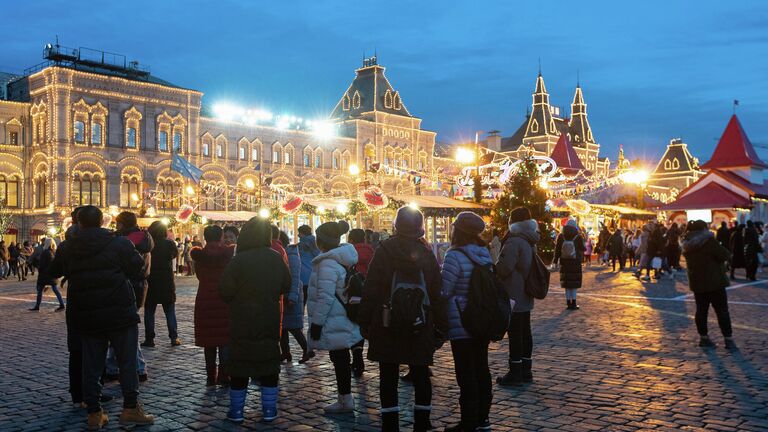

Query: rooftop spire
701;114;767;169
569;84;593;145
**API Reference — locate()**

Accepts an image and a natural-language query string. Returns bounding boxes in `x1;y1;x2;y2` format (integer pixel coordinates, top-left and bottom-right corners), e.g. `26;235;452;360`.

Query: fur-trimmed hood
508;219;540;244
682;230;714;254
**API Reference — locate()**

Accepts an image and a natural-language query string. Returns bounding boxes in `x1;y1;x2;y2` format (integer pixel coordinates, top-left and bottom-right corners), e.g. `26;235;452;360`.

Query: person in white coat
306;220;362;414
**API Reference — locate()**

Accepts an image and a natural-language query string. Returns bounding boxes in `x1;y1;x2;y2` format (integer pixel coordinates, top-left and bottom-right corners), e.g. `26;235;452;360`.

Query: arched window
124;107;142;149
173;132;182;153
74;120;85;143
91;122;103;145
239;146;246;160
272;144;282;164
0;175;20;208
158;131;169;152
35;175;48;208
284;145;294;165
90;103;107;146
126;127;137;148
158;179;182;210
251;148;259;161
73;174;102;206
332;150;341;170
314;149;323;168
216;144;223;158
120;177;141;208
202;143;210;156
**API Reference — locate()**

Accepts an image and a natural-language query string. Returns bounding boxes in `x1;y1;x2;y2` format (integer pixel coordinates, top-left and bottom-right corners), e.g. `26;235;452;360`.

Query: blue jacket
441;244;493;341
283;244;304;330
298;235;320;286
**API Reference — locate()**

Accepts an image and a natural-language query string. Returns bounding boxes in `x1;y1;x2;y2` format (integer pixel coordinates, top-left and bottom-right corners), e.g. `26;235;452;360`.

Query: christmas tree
491;156;555;260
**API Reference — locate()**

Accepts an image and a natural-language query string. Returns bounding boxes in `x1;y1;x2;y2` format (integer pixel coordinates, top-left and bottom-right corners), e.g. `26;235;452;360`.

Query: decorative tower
522;72;560;153
568;84;594;146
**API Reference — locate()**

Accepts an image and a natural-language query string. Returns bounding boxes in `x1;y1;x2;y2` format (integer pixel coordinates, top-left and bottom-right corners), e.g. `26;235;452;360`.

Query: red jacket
191;241;234;347
271;240;289;266
353;242;375;277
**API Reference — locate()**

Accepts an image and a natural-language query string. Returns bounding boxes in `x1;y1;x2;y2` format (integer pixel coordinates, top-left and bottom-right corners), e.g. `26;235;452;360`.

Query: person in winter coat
682;220;736;349
716;222;730;251
729;224;746;279
647;224;665;279
220;217;290;424
48;205;154;429
596;226;611;265
183;237;193;276
222;225;239;247
583;235;593;267
553;219;585;310
143;221;181;347
666;222;682;271
345;228;374;377
298;224;320;307
634;225;651;279
0;240;9;279
496;207;540;386
191;225;235;387
439;212;492;432
8;242;20;279
279;231;311;364
743;220;762;281
307;220;362;415
28;237;65;311
608;228;625;271
358;207;447;432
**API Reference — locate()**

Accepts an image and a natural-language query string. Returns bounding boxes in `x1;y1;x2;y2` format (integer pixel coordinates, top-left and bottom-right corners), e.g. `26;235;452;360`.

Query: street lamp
245;178;255;190
455;148;475;164
348;164;361;176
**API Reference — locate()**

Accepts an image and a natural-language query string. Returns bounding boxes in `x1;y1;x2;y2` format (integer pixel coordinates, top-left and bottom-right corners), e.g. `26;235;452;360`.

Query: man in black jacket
49;206;154;429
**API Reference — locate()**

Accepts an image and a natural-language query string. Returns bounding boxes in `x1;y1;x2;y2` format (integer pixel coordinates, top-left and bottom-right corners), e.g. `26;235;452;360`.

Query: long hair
43;237;56;252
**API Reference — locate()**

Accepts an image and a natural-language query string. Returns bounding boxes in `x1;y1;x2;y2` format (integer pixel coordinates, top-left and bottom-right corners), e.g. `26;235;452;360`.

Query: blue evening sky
3;1;767;163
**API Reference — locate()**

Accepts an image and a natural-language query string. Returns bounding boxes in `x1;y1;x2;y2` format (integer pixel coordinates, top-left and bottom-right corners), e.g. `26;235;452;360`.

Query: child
584;236;593;267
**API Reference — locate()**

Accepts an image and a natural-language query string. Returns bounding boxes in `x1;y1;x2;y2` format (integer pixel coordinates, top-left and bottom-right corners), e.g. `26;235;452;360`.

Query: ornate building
484;72;610;175
0;45;436;241
646;138;703;203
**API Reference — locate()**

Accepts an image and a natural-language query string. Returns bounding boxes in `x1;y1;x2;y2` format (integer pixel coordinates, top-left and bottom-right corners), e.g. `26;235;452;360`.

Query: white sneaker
324;394;354;414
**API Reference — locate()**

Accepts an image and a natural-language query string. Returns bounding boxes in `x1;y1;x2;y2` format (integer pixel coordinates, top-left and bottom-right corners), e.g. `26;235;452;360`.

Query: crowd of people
9;204;757;431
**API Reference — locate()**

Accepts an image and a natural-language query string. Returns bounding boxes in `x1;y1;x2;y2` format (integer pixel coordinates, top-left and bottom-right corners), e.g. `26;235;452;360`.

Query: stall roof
391;195;488;210
195;211;260;222
589;204;656;216
659;182;751;211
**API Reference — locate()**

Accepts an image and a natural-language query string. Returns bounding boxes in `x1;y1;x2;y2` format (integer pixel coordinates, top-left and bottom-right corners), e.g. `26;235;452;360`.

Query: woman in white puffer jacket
306;221;362;415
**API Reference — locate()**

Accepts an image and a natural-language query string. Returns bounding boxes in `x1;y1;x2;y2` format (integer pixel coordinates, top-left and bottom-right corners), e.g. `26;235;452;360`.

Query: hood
299;235;319;251
70;227;117;259
123;228;153;254
313;243;358;267
353;242;375;256
380;235;432;272
562;224;579;239
64;225;80;241
508;219;540;244
190;241;234;263
455;243;492;266
682;230;714;254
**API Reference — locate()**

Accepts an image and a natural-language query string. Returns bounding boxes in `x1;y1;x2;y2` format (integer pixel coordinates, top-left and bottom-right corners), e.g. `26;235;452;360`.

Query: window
315;154;322;168
304;153;310;167
120;177;140;208
9;132;18;145
0;175;19;207
158;179;182;210
333;155;339;170
74;121;85;143
216;144;223;158
158;131;169;151
284;151;291;164
35;176;48;208
91;122;102;145
126;127;137;148
239;147;246;160
202;143;210;156
173;132;182;153
72;174;102;206
251;148;259;161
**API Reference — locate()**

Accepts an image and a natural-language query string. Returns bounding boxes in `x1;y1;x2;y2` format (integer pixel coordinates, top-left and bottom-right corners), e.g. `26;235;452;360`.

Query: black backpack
336;265;365;324
524;245;550;300
388;270;429;335
456;250;512;341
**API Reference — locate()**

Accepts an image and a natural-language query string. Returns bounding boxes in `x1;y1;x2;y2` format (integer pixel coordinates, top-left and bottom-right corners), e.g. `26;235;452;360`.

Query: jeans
144;303;178;341
379;363;431;410
231;374;278;390
694;289;733;337
0;261;8;278
329;348;352;395
82;325;140;413
106;344;146;375
508;311;532;362
35;281;64;308
565;288;577;300
450;339;492;430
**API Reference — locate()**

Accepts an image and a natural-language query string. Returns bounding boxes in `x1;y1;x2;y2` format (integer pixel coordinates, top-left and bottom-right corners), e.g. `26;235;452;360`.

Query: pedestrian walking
143;221;181;347
191;225;235;387
28;237;65;311
358;206;447;431
744;220;761;281
608;228;625;271
553;219;585;310
347;228;374;377
729;224;746;280
279;231;311;364
439;211;492;432
19;240;32;280
681;220;737;349
633;225;651;279
583;235;593;267
183;237;193;276
8;241;20;279
716;221;730;251
306;220;363;414
0;240;9;279
496;207;539;386
666;222;682;271
49;205;154;429
596;226;610;265
221;217;290;423
298;224;320;308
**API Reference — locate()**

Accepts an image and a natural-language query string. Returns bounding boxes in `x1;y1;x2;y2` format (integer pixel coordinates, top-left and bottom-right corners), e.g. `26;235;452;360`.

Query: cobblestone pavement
1;265;767;431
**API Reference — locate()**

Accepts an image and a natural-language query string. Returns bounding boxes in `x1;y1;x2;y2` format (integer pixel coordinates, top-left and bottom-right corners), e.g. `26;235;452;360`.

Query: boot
216;365;230;387
698;335;715;348
324;393;354;414
571;299;579;310
227;389;247;423
724;337;738;350
414;405;432;431
521;358;533;382
352;347;365;378
205;364;217;387
86;409;109;430
381;408;400;432
566;300;573;310
261;386;279;422
118;403;155;426
496;360;523;387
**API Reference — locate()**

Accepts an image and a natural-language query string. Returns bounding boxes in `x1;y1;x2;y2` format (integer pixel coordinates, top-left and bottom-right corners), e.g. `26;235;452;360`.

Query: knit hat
508;207;532;224
393;206;425;238
315;220;350;249
565;219;578;229
452;212;486;236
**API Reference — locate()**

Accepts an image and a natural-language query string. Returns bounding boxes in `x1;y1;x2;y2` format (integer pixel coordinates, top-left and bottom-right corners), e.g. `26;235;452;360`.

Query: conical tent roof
550;132;585;171
701;115;766;169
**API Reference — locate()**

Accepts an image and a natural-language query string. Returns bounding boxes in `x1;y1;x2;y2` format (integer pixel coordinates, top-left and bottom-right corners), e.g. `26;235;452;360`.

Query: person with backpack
279;231;311;364
306;220;363;415
496;207;540;387
358;206;447;432
440;212;496;431
553;219;585;310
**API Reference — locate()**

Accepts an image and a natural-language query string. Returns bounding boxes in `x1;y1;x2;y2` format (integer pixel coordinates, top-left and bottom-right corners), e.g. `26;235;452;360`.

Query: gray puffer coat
441;244;493;340
497;219;540;313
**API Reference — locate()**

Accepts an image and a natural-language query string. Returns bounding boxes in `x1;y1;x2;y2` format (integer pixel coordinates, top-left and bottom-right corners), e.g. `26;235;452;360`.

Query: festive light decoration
175;204;195;223
359;186;389;210
280;194;304;215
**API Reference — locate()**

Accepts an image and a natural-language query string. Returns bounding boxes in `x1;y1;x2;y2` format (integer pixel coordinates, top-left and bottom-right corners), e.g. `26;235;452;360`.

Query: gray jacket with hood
497;219;540;313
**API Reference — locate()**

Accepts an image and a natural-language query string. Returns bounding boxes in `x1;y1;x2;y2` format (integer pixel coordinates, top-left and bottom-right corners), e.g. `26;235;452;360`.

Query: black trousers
69;350;83;403
450;339;492;430
694;289;733;337
82;325;139;413
280;328;308;357
329;348;352;395
230;374;279;390
379;363;431;410
508;312;532;361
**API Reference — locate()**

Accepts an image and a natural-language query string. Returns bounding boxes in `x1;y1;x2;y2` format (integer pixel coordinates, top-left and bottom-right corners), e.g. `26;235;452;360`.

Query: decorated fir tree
491;156;555;259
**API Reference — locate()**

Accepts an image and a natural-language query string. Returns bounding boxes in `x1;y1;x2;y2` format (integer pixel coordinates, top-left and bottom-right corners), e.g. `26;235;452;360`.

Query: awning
590;204;656;217
195;211;260;222
391;195;488;210
660;182;751;211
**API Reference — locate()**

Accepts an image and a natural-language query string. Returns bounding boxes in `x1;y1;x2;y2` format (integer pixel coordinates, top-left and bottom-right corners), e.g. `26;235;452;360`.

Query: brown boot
87;409;108;430
119;403;155;426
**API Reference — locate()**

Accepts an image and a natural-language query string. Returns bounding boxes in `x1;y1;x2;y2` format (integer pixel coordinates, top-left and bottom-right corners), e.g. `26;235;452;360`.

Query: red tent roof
701;115;767;169
550;132;585;171
660;182;751;211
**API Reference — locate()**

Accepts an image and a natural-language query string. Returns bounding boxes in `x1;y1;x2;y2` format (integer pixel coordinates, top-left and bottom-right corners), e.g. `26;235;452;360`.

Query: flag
254;163;261;171
734;99;739;106
171;154;203;183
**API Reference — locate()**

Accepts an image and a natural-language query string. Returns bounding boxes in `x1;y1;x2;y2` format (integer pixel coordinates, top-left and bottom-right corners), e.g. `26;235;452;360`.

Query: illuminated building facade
0;45;435;240
646;138;703;203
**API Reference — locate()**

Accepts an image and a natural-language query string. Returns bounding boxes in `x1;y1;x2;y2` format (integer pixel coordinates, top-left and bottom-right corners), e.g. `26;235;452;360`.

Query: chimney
486;130;502;152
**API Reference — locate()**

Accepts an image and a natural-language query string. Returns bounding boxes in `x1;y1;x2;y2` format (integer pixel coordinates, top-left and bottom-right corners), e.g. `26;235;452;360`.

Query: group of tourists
0;239;38;281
